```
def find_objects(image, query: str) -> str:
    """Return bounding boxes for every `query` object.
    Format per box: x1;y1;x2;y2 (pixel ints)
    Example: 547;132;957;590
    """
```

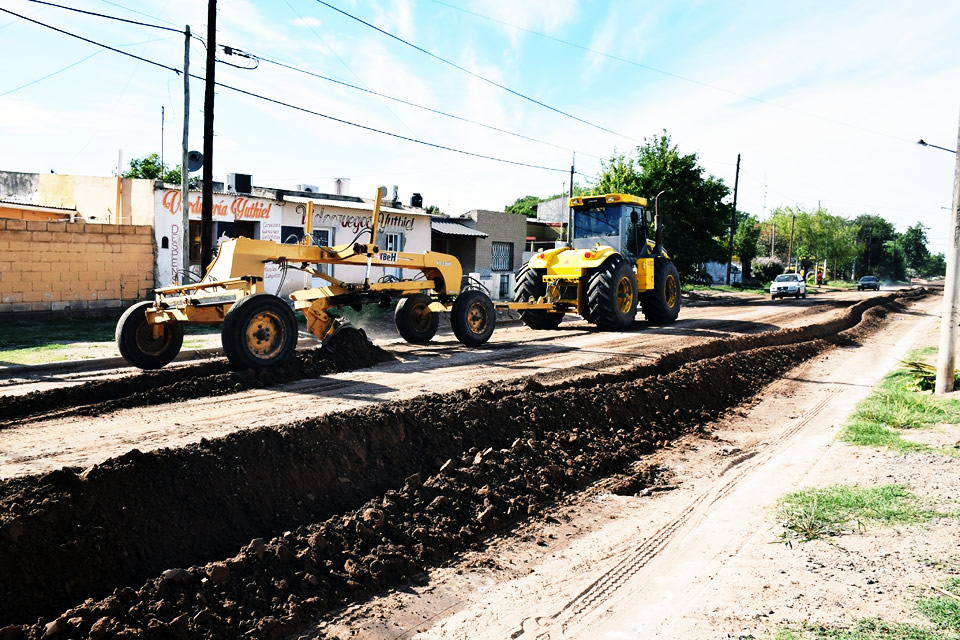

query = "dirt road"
3;292;854;479
0;288;937;639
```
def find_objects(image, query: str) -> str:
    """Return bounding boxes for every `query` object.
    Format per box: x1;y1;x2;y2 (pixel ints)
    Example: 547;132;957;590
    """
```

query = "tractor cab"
568;194;656;259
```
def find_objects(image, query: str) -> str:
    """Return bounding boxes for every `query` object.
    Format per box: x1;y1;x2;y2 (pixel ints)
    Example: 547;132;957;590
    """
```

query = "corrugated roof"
431;219;488;238
0;200;77;213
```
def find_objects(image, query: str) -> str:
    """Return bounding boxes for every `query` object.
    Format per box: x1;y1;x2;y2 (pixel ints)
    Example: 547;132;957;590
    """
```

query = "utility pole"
725;153;740;285
770;222;775;257
937;107;960;393
200;0;216;274
181;25;191;280
566;152;575;245
787;211;796;271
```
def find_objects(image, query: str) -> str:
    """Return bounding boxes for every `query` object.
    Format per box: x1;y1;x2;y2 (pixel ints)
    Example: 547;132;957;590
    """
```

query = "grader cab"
509;193;680;330
116;188;496;370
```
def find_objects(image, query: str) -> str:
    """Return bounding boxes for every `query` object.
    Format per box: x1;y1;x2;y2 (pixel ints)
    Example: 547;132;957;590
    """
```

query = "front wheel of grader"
394;293;439;344
116;301;184;369
451;290;496;347
221;293;298;369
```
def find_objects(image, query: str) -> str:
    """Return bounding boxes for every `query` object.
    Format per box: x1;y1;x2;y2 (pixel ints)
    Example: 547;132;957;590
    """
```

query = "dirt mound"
0;327;394;425
0;292;927;637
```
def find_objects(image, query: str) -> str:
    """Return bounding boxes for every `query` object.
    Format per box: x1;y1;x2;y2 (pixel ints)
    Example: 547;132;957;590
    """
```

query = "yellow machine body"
144;188;464;342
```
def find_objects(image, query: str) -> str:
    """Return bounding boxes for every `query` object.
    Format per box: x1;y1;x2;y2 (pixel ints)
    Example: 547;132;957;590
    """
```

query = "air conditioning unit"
332;178;350;196
297;184;319;193
227;173;252;193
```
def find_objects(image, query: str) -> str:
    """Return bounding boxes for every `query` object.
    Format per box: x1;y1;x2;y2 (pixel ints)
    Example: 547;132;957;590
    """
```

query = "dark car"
858;276;880;291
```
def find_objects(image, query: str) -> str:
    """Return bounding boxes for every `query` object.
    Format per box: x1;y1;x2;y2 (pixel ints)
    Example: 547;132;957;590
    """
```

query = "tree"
121;153;181;183
733;212;761;280
924;252;946;277
900;222;931;275
424;205;443;217
505;195;541;217
593;132;731;279
853;214;897;278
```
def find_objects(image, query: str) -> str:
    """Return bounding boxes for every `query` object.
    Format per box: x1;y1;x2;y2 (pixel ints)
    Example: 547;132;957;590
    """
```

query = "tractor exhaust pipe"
654;190;665;256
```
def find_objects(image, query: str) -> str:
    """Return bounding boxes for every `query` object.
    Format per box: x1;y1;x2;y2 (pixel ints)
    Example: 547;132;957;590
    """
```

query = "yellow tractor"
509;193;680;330
116;188;496;370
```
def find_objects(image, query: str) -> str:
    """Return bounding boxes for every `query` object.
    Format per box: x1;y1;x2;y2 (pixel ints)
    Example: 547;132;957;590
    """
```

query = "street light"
918;139;957;154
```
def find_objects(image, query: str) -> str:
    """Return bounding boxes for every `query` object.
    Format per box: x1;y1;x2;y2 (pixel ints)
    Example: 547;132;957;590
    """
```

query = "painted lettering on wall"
314;212;416;233
161;190;273;220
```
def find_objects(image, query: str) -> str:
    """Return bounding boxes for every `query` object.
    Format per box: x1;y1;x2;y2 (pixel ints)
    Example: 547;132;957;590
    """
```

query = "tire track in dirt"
512;388;842;639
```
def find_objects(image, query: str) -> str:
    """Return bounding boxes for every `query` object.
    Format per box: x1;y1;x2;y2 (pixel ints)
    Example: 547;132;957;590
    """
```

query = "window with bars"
491;241;513;272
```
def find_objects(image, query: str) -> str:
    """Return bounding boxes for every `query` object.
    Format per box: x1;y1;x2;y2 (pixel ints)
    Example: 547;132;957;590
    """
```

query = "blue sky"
1;0;958;254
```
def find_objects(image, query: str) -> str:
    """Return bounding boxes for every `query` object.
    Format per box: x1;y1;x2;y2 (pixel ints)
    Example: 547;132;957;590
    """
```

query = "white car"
770;273;806;300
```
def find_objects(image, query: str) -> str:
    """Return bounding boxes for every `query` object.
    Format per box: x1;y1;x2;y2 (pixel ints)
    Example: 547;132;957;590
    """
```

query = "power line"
429;0;913;146
97;0;182;28
1;51;101;97
18;0;606;161
26;0;183;33
256;55;604;161
0;8;586;176
209;78;573;173
313;0;640;144
0;7;182;74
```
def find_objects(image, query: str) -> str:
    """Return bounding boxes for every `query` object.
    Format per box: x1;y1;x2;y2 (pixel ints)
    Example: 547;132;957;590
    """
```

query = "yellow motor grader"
506;193;680;330
116;188;496;370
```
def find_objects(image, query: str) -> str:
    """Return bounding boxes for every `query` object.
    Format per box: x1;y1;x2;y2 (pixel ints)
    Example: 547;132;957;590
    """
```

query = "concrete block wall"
0;219;154;313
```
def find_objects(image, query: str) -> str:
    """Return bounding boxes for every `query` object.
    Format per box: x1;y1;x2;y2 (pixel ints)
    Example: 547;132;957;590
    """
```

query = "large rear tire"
586;256;638;331
116;301;183;369
640;258;681;323
394;293;439;344
514;263;563;330
221;293;298;369
451;290;496;347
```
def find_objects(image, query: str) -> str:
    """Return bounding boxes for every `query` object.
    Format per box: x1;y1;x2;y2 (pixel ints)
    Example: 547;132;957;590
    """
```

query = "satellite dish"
186;150;203;172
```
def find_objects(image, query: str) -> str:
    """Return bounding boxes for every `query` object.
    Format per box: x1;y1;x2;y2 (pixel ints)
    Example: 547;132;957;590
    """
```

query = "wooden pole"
726;153;740;285
200;0;216;274
181;25;191;281
935;106;960;393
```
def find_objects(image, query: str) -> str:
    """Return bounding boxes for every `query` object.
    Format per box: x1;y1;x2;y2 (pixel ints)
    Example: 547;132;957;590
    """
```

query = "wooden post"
200;0;216;274
726;153;740;285
181;25;191;280
935;106;960;393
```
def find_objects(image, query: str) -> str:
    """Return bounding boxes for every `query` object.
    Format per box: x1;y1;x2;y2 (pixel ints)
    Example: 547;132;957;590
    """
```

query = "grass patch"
838;350;960;455
772;618;959;639
772;580;960;638
683;283;770;295
775;484;943;543
917;578;960;633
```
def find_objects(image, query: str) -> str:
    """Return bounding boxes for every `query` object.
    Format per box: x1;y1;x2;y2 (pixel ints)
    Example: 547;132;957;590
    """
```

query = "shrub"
752;256;785;282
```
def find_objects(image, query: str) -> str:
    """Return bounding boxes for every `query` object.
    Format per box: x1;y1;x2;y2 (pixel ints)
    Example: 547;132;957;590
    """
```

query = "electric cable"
27;0;604;160
2;7;592;176
428;0;913;145
1;51;101;97
26;0;183;33
313;0;641;143
0;7;183;74
257;55;604;161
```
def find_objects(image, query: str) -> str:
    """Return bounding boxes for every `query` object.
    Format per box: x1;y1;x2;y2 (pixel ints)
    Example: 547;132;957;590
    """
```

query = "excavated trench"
0;290;926;639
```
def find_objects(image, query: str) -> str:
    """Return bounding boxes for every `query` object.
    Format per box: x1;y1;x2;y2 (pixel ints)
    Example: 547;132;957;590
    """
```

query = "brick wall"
0;219;155;313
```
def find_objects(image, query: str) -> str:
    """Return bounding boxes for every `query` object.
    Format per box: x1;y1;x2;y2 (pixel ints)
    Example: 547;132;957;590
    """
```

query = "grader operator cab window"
572;203;649;257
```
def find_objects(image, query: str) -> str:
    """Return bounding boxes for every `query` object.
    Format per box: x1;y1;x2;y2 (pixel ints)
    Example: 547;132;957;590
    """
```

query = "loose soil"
0;289;929;639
